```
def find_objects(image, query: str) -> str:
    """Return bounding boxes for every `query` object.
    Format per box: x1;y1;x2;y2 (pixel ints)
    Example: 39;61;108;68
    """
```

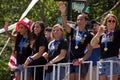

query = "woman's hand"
97;25;106;35
22;63;27;69
4;21;9;31
45;62;52;70
59;1;66;14
45;63;50;70
22;57;31;69
73;58;84;66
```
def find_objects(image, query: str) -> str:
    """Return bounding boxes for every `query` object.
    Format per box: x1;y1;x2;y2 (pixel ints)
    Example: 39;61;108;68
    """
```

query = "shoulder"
48;40;55;48
59;38;67;43
114;29;120;34
38;35;47;40
86;30;93;38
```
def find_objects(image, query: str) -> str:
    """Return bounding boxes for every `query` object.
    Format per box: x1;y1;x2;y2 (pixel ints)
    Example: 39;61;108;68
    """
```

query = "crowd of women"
4;1;120;80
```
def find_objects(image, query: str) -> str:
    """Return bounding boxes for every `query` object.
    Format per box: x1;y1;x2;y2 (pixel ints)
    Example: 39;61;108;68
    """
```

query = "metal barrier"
19;60;120;80
96;60;120;80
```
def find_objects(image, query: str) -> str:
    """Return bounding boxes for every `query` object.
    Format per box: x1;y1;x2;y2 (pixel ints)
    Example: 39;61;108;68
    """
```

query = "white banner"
0;0;38;34
0;0;38;56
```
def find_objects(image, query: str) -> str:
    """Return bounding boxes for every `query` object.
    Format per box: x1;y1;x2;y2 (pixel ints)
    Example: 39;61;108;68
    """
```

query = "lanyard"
104;34;108;51
75;29;86;49
19;38;28;52
49;40;60;55
103;31;114;51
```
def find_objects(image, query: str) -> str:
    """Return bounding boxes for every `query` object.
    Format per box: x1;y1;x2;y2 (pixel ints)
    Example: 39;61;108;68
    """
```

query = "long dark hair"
15;30;31;52
30;21;45;48
32;21;45;36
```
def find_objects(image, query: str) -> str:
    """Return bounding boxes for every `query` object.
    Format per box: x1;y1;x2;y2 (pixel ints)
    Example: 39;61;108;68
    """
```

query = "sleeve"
60;39;68;50
38;36;48;47
99;35;103;44
48;41;53;49
86;32;93;44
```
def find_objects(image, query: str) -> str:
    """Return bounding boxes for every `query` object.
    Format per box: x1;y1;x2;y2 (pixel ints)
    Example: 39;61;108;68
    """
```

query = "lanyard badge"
75;29;86;49
19;38;28;54
103;31;114;51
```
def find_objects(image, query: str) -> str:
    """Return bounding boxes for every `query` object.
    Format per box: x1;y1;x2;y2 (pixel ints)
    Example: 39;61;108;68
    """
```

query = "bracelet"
27;56;33;63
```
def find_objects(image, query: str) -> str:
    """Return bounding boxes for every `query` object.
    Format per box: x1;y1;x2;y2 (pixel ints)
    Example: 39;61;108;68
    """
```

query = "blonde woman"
43;24;68;80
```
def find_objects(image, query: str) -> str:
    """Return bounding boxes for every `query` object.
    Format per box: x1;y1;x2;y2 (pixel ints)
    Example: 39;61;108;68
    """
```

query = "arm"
45;49;67;70
73;44;93;66
49;49;67;64
90;25;105;47
31;46;45;60
23;46;46;68
80;44;93;62
90;33;101;47
42;52;49;60
59;1;71;33
4;22;16;40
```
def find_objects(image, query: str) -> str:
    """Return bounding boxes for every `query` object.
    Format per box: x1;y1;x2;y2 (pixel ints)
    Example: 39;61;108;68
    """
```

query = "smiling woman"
23;21;48;80
42;24;68;80
90;13;120;80
4;18;33;80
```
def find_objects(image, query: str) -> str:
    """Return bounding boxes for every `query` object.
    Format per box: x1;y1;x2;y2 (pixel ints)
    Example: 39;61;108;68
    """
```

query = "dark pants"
30;56;47;80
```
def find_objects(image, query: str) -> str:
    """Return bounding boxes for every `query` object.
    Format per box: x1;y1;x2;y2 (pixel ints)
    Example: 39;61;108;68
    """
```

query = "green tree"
0;0;120;79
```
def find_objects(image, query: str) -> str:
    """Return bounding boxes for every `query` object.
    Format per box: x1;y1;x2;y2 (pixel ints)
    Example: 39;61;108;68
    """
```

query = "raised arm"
4;22;16;41
59;1;71;33
90;25;105;47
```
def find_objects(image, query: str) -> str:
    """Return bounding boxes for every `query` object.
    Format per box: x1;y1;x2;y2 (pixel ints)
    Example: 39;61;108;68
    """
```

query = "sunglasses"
107;20;116;23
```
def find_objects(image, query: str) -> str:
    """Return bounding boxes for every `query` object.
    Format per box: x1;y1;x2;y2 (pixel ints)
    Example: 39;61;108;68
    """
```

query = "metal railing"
96;60;120;80
19;60;120;80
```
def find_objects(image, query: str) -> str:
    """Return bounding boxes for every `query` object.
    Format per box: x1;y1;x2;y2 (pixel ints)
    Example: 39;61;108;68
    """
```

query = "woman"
23;21;48;80
43;24;68;80
4;18;33;80
59;2;93;80
91;13;120;80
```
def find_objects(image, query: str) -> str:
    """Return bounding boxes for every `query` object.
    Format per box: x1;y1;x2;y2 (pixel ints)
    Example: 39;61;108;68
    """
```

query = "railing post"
33;67;36;80
89;61;93;80
78;64;81;80
24;68;27;80
57;64;60;80
96;61;99;80
43;66;45;80
110;61;113;80
53;64;56;80
20;71;23;80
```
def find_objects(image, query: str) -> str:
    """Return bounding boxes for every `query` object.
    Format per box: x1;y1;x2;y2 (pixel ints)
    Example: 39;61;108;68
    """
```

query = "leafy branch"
96;0;120;20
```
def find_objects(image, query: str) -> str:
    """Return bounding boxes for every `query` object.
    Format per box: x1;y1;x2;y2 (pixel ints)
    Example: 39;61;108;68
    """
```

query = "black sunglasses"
107;20;116;23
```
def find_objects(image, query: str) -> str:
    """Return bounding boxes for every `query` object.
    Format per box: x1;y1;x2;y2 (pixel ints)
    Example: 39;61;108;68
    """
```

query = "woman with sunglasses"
91;13;120;80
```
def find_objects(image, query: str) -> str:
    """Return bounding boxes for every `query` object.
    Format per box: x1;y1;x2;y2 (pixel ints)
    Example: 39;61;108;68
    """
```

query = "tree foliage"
0;0;120;79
